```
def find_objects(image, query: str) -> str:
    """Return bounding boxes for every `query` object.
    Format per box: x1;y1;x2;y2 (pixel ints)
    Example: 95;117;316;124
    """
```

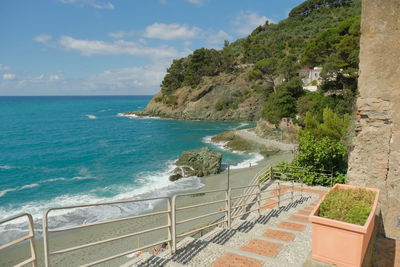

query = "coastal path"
124;183;327;267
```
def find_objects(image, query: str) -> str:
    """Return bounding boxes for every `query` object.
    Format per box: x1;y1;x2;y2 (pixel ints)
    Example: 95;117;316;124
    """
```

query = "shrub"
319;188;375;225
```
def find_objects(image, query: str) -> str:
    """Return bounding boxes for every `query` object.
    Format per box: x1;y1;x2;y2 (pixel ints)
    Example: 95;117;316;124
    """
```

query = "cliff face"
347;0;400;239
134;68;266;121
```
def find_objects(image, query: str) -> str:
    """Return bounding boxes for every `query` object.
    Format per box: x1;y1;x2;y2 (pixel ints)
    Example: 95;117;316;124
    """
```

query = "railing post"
257;184;262;216
291;180;294;202
277;182;281;207
227;189;231;229
167;198;173;254
300;179;303;198
43;210;50;267
270;166;273;180
171;196;177;254
27;214;38;267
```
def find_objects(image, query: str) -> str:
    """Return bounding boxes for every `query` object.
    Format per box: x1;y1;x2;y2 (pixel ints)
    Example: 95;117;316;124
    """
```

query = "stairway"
124;184;327;267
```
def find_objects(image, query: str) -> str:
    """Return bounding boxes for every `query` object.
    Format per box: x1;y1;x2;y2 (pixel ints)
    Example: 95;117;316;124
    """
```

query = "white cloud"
59;36;181;60
234;11;271;36
0;64;166;95
107;31;135;39
206;30;232;45
83;64;166;92
185;0;203;6
49;74;62;81
0;64;9;71
34;34;53;43
160;0;203;5
3;73;16;80
143;23;201;40
58;0;114;9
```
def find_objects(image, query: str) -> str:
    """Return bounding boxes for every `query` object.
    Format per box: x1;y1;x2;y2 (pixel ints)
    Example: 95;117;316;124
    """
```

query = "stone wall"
347;0;400;239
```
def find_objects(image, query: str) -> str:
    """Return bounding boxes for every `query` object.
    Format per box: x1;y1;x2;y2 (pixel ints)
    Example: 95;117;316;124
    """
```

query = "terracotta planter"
309;184;380;267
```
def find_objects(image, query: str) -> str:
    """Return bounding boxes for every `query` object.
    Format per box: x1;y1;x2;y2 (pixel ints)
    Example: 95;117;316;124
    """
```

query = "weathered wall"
347;0;400;239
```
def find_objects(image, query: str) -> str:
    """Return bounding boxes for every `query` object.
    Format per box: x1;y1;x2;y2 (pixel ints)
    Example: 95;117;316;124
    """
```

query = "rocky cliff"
347;0;400;239
129;67;265;121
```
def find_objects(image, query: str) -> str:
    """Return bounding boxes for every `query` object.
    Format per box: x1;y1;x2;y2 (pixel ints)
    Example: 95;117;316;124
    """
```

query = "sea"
0;95;261;243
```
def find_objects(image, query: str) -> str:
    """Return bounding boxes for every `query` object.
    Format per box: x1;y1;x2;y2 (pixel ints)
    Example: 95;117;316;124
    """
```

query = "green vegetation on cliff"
159;0;360;119
150;0;362;185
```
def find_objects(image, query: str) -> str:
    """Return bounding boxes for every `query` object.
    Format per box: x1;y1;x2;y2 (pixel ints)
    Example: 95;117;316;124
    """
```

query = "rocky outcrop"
169;147;222;181
347;0;400;239
127;69;266;121
255;119;299;145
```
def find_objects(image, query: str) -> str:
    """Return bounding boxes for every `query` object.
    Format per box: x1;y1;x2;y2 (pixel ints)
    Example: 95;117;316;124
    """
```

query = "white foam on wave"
0;183;40;198
202;135;229;151
0;176;98;198
20;183;39;190
86;114;97;119
117;113;164;120
0;188;17;197
41;176;97;183
231;122;250;130
230;153;264;169
0;165;13;169
202;135;264;170
0;161;204;245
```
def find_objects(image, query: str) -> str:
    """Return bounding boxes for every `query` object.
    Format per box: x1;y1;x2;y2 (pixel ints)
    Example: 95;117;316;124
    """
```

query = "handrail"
0;213;37;267
171;190;228;252
0;163;326;266
43;197;171;267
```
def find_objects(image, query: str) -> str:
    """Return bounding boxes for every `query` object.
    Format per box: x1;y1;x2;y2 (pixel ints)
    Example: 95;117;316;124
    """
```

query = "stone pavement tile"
277;221;306;232
263;229;295;242
375;237;400;267
210;252;263;267
271;185;289;196
304;206;314;211
298;209;312;215
240;239;283;258
261;199;278;210
288;215;309;223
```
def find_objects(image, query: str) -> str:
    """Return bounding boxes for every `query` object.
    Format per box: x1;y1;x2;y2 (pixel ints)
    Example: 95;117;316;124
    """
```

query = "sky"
0;0;305;96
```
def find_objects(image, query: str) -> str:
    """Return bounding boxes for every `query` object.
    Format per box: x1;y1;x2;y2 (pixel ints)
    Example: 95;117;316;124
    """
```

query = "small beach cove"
0;150;294;266
0;96;296;266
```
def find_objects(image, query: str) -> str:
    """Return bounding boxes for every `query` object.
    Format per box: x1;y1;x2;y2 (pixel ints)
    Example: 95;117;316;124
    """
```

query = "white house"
297;66;323;92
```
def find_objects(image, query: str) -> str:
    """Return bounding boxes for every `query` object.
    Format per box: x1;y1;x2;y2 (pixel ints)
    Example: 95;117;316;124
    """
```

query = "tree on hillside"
248;58;279;93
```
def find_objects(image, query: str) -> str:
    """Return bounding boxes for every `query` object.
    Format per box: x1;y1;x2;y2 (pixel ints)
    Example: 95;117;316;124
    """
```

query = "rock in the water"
169;147;222;181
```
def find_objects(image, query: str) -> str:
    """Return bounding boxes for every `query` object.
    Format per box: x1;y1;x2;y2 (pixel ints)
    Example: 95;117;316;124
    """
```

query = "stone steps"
124;185;327;267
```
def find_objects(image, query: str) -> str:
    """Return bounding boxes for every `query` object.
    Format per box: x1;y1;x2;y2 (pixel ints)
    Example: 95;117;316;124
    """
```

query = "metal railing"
1;164;322;266
43;197;172;267
171;189;228;252
0;213;37;267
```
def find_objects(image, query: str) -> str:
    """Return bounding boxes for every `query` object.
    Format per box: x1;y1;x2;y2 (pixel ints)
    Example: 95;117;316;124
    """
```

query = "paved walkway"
126;183;327;267
234;129;296;151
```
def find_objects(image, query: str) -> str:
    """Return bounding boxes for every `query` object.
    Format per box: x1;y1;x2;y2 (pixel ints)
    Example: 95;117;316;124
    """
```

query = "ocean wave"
0;188;17;197
20;183;39;190
231;122;250;130
202;135;229;151
0;183;40;198
0;165;13;169
230;153;264;169
202;135;264;170
0;177;99;198
86;114;97;119
41;176;98;183
0;161;204;245
117;113;164;120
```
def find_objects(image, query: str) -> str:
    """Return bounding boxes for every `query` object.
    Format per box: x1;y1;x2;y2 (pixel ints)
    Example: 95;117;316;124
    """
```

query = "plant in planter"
309;184;379;267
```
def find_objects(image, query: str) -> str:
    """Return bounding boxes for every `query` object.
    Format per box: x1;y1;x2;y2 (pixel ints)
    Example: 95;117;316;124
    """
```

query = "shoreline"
0;150;294;266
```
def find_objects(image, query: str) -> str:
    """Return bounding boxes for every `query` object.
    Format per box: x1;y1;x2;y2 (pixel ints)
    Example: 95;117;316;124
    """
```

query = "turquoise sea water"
0;96;259;240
